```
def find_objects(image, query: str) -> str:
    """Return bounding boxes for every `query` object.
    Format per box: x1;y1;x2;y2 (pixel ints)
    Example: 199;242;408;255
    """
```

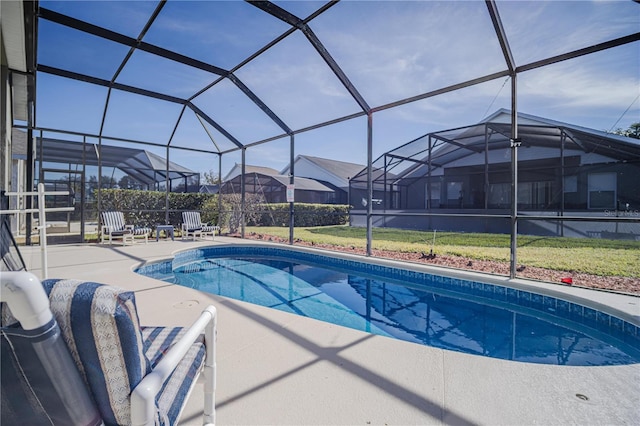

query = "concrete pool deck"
16;237;640;425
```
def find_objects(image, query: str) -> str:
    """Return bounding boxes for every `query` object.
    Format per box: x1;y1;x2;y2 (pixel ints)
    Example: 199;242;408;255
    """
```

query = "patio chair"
101;211;151;245
182;212;219;241
1;271;217;426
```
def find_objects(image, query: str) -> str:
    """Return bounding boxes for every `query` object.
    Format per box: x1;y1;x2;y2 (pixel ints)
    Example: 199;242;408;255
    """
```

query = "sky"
32;0;640;180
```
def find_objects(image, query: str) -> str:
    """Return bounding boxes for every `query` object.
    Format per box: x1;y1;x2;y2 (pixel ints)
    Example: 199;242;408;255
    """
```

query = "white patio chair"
1;271;217;426
181;212;219;241
101;211;151;245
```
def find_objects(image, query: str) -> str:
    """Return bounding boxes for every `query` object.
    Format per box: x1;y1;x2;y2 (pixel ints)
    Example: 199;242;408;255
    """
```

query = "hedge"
253;203;349;227
100;190;348;230
100;189;217;227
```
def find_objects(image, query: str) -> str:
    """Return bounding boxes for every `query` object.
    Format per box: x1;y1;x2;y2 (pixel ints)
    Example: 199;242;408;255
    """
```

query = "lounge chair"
101;211;151;245
1;271;217;426
181;211;219;241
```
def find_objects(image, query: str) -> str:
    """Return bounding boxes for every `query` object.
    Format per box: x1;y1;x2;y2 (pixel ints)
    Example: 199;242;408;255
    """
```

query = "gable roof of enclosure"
220;172;333;194
7;0;638;164
351;109;640;187
34;136;199;186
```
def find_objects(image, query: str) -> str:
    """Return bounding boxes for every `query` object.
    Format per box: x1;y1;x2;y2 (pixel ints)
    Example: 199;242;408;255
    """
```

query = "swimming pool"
136;245;640;366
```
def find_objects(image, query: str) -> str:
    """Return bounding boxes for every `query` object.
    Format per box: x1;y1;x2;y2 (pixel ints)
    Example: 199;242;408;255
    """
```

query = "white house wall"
433;146;603;171
283;157;348;189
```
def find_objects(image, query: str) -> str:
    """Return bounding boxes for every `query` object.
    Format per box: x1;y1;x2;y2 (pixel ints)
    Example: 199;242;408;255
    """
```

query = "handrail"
0;183;74;279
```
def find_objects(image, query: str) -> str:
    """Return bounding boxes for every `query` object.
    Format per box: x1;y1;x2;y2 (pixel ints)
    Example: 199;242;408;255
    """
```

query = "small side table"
156;225;175;242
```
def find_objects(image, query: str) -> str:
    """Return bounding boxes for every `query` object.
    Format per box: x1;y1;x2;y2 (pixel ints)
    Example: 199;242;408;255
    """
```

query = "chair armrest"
125;225;135;230
131;305;217;426
181;223;187;232
101;225;110;234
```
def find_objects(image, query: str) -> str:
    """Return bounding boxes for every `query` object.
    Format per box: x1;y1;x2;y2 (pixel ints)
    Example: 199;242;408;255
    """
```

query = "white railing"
1;183;74;279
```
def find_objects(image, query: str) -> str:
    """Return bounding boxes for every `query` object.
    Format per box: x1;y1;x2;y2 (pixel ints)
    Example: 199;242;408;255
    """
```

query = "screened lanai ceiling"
13;0;640;175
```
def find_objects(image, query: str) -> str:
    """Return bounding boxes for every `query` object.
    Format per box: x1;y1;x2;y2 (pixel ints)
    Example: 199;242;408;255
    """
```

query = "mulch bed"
231;233;640;296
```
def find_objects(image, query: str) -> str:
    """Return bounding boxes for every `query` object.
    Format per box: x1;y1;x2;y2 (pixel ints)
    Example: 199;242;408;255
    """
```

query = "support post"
165;145;170;225
366;112;373;256
509;75;520;279
37;183;48;279
80;136;86;242
289;134;295;245
560;131;566;237
25;94;34;245
241;148;246;239
218;154;222;227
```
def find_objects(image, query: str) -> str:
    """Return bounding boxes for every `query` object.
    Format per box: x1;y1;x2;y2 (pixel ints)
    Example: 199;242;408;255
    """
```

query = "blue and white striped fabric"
141;327;206;425
42;279;206;426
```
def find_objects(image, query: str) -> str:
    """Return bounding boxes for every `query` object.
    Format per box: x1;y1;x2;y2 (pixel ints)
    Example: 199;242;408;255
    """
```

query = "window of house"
588;172;616;209
447;181;464;208
518;181;553;209
488;183;510;208
446;180;461;199
564;175;577;193
425;181;441;208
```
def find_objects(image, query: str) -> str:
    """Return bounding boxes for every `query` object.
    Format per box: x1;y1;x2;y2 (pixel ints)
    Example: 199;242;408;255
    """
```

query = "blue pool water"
136;246;640;366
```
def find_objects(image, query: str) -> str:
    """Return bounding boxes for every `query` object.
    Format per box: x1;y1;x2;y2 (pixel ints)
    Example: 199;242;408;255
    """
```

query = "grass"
245;225;640;278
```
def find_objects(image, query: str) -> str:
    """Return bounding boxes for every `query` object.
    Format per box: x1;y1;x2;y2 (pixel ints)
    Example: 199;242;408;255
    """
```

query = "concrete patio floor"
16;237;640;425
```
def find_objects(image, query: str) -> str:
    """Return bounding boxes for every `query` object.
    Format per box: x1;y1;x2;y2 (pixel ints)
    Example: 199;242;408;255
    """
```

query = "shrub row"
99;190;349;230
251;203;350;227
100;189;217;227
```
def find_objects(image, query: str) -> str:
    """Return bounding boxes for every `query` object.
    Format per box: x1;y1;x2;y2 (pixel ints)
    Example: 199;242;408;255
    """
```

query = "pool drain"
575;393;589;401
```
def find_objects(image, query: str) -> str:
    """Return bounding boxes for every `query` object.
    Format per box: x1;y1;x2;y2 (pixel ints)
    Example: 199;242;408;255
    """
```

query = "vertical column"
80;136;86;242
241;148;246;239
25;84;34;245
560;131;566;237
289;134;295;245
366;112;373;256
165;146;170;225
509;75;520;279
484;124;490;210
218;154;222;227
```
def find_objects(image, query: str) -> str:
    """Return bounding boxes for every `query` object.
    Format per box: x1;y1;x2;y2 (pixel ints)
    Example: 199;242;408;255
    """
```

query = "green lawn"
245;225;640;278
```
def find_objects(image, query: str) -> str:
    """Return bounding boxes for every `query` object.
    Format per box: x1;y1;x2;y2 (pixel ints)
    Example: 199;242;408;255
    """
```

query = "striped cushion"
42;279;149;426
132;227;152;236
141;327;206;425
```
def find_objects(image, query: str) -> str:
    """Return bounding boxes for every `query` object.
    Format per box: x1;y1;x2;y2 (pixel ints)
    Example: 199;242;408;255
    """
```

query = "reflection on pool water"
136;246;640;366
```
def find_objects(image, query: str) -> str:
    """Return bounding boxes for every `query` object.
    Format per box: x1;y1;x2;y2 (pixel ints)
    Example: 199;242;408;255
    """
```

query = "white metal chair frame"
101;211;149;245
181;212;219;241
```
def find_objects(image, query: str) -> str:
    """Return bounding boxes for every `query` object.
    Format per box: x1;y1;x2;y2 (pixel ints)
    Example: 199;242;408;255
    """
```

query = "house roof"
222;172;333;192
365;109;640;184
223;164;281;182
289;155;366;181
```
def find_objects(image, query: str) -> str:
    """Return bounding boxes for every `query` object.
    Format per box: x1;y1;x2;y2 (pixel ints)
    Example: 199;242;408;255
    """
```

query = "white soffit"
1;0;27;72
